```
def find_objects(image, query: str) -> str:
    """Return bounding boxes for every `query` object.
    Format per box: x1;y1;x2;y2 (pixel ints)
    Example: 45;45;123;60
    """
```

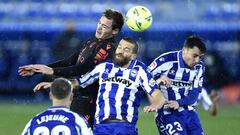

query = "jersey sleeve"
148;55;168;80
76;63;104;88
139;66;159;95
73;113;93;135
21;119;32;135
201;88;213;111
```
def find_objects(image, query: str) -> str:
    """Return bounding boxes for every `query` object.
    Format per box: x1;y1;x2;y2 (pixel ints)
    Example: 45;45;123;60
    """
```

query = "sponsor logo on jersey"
148;61;157;71
102;76;132;87
172;80;192;87
130;69;137;77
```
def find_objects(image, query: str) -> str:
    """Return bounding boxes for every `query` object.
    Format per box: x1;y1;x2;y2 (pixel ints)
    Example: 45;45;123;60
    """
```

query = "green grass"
0;101;239;135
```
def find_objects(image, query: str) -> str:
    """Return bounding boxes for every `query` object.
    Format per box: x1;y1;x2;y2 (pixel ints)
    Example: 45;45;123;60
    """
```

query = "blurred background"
0;0;240;134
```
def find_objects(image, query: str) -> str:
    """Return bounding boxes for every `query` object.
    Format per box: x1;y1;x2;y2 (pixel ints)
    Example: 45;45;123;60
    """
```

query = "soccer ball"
126;6;153;32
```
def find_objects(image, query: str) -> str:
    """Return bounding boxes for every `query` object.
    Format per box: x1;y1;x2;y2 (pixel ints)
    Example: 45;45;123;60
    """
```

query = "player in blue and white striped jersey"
77;37;165;134
34;38;165;135
22;78;92;135
148;35;206;135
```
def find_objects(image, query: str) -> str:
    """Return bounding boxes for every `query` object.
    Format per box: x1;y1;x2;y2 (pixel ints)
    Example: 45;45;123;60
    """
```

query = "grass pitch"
0;101;239;135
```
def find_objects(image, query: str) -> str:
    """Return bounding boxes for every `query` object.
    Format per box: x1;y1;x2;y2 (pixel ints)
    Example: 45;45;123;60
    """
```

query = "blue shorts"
156;110;204;135
94;122;138;135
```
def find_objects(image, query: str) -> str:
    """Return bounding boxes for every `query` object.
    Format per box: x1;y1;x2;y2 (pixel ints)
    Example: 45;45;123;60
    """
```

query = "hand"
210;90;219;103
166;100;179;110
33;82;52;92
156;76;172;86
18;65;35;76
30;64;54;75
143;105;158;112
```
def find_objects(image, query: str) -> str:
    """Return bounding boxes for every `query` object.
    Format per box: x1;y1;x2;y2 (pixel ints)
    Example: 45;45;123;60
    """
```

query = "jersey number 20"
34;125;70;135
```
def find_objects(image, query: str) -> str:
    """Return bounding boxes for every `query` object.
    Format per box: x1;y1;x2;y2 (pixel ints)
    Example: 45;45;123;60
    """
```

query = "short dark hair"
184;35;206;53
123;37;139;54
103;9;124;31
50;78;72;100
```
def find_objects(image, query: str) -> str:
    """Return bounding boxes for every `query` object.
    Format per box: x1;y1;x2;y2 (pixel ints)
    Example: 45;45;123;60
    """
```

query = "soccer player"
21;78;93;135
148;35;206;135
34;37;166;135
18;9;124;128
196;88;219;116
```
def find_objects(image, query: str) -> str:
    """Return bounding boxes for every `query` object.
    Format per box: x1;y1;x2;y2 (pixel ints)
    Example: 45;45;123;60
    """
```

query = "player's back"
21;106;92;135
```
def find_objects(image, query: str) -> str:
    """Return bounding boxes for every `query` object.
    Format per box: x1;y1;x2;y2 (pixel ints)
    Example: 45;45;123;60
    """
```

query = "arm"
208;90;219;116
51;41;116;77
47;51;80;68
18;51;79;77
144;89;165;112
75;63;103;88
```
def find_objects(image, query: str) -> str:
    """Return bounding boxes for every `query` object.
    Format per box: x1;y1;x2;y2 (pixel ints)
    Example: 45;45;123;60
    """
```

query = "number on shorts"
166;121;183;134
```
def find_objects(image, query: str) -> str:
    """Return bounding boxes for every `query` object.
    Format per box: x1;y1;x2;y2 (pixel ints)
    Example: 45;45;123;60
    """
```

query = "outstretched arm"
167;89;199;110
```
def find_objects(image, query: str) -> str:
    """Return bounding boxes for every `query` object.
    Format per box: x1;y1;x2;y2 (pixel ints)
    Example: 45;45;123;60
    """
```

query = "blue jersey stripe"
79;59;158;125
149;50;205;115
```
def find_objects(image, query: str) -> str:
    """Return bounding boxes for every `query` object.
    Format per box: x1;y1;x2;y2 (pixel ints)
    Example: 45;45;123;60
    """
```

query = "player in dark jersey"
21;78;92;135
18;9;124;128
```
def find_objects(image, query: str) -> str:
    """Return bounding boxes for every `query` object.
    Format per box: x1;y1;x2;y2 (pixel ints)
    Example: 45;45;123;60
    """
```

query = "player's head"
113;37;138;67
182;35;206;68
95;9;124;39
50;78;73;103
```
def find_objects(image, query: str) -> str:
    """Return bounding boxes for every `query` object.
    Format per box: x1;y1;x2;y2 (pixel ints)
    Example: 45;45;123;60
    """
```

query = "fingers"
156;76;172;86
33;82;51;92
166;101;179;110
143;106;157;112
18;65;36;76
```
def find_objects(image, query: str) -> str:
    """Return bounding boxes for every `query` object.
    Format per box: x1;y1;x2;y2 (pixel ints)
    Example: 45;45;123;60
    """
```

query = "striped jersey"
148;50;204;115
77;59;159;125
21;106;92;135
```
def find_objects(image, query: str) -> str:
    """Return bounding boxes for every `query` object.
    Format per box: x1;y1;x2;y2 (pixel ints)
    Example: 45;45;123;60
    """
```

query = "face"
113;40;136;67
95;16;118;39
182;46;204;68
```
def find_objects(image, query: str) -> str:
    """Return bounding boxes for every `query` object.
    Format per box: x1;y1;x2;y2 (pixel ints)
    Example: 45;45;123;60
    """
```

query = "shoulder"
102;38;117;50
135;60;149;71
158;51;179;61
149;51;178;70
195;60;205;70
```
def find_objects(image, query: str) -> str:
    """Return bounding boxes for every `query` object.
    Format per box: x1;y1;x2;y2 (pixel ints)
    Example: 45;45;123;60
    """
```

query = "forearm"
177;88;199;106
48;51;79;68
209;102;217;116
52;65;83;77
69;79;80;89
149;89;166;109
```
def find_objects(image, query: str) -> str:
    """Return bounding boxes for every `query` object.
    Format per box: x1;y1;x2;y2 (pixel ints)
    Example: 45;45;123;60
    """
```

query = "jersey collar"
178;51;191;69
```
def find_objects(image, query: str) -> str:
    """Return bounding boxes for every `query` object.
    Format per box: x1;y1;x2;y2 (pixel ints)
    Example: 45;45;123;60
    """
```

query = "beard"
113;53;131;67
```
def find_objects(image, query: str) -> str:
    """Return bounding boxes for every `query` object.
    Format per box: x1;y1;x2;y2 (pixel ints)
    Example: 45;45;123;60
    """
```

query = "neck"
52;100;70;108
121;60;132;68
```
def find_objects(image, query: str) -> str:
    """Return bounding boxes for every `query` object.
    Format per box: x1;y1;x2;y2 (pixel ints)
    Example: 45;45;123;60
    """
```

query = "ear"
49;92;52;100
182;47;187;54
112;28;119;35
131;54;137;60
70;93;73;101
